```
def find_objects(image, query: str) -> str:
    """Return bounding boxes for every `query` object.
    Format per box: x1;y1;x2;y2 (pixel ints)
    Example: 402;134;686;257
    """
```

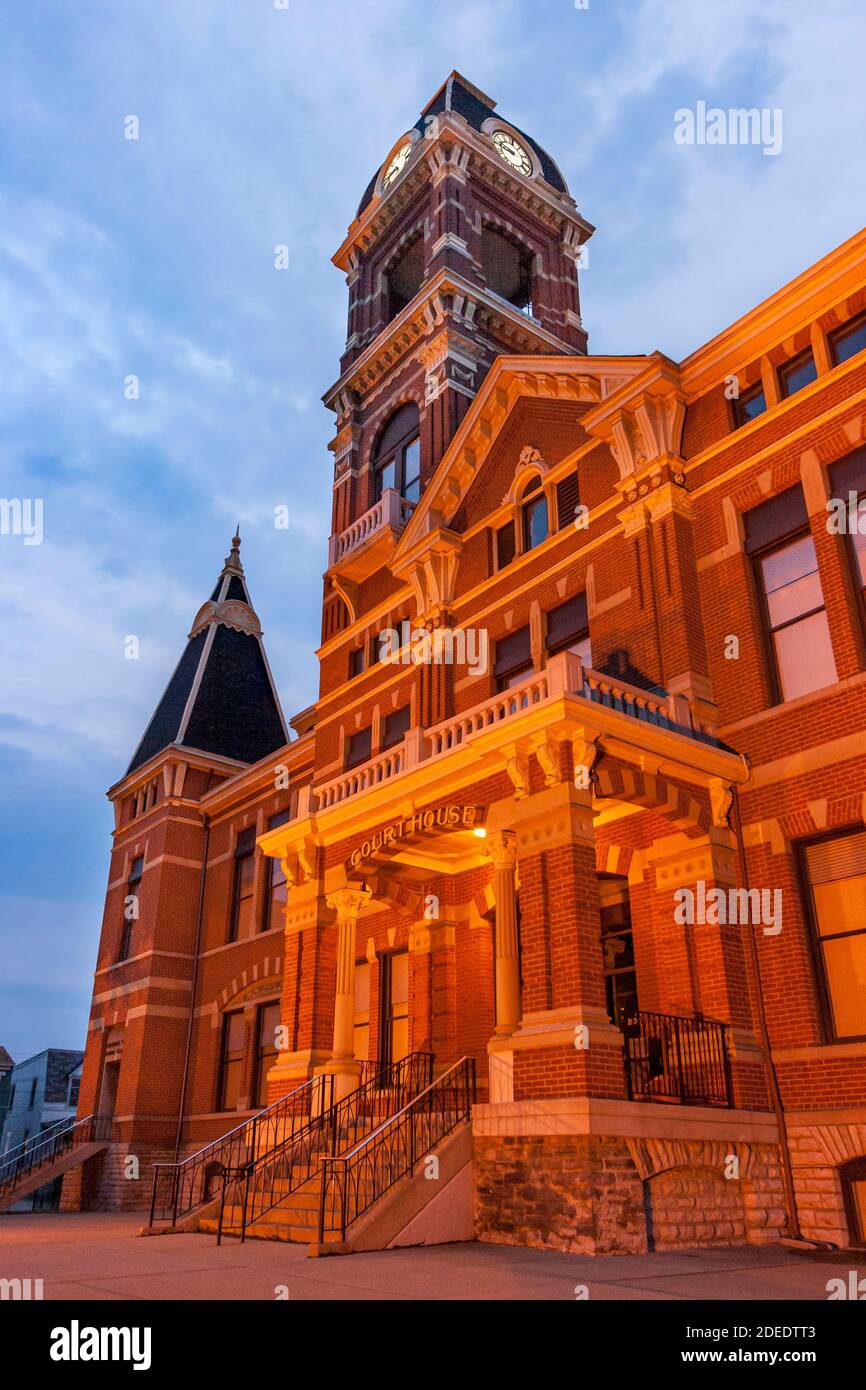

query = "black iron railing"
218;1051;434;1244
0;1114;114;1198
623;1010;733;1107
149;1072;328;1228
317;1055;476;1244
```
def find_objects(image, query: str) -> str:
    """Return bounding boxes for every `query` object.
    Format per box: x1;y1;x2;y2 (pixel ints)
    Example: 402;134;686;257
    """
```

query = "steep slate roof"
356;70;569;216
126;533;289;775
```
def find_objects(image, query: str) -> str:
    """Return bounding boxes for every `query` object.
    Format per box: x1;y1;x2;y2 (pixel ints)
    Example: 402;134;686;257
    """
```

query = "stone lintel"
472;1097;779;1144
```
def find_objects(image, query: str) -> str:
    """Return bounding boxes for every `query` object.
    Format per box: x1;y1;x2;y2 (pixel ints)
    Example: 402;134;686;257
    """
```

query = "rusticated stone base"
60;1142;178;1213
474;1135;646;1255
473;1132;786;1255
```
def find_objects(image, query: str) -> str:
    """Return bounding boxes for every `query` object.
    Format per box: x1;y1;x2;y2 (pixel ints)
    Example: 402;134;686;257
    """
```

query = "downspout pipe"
173;812;210;1162
731;786;802;1241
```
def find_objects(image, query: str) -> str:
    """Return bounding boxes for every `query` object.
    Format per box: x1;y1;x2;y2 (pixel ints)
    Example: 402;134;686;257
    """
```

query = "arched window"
481;225;533;316
372;403;421;504
521;475;548;551
841;1156;866;1246
387;237;424;322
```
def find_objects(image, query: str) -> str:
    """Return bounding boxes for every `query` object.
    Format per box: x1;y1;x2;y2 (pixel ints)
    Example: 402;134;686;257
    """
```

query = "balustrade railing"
328;488;415;567
622;1010;733;1107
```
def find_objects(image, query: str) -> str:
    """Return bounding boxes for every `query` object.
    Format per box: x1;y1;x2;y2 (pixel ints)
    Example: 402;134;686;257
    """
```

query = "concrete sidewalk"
0;1212;855;1300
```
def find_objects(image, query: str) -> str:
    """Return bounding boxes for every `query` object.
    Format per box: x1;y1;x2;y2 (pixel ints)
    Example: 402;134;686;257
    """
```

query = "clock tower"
323;72;594;582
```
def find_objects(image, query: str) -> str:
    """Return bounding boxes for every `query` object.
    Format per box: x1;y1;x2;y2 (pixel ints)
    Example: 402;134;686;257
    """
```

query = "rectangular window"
382;705;411;750
555;470;581;531
493;625;533;692
354;960;371;1062
254;1001;281;1109
28;1077;37;1109
219;1010;246;1111
745;486;837;703
778;350;817;399
732;381;767;428
229;828;256;943
522;492;549;551
118;854;144;962
546;593;591;667
381;951;409;1067
802;831;866;1041
263;809;290;932
402;437;421;504
346;726;372;769
348;646;366;679
496;521;516;570
830;313;866;367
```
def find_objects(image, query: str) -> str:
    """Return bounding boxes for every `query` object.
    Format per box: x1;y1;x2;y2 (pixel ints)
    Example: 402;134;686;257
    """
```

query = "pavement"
0;1212;856;1300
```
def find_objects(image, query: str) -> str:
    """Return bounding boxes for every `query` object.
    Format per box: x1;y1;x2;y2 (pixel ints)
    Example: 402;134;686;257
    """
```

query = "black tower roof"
126;533;289;776
356;71;569;217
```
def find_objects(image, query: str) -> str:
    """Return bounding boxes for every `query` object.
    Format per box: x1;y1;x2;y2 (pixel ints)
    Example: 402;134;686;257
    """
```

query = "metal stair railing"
317;1056;476;1244
218;1050;434;1244
0;1114;114;1199
149;1072;329;1228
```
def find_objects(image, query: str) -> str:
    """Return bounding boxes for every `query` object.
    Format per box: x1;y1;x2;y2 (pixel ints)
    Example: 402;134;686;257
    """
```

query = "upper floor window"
830;313;866;367
348;645;366;680
521;476;548;551
745;486;837;704
229;828;256;943
800;830;866;1042
372;402;421;504
118;854;143;961
494;626;533;692
382;705;411;751
732;381;767;428
263;809;290;933
546;593;591;667
28;1077;38;1109
387;236;424;322
778;349;817;399
346;726;372;769
481;226;533;316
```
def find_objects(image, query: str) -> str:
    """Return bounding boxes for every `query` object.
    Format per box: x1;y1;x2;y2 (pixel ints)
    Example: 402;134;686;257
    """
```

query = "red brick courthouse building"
57;76;866;1252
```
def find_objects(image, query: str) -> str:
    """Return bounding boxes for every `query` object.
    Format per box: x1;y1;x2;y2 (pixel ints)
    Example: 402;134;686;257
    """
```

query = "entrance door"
381;951;409;1066
599;875;638;1027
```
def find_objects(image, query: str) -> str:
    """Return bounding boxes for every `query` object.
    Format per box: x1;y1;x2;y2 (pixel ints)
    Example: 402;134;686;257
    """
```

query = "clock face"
492;130;532;176
382;143;412;190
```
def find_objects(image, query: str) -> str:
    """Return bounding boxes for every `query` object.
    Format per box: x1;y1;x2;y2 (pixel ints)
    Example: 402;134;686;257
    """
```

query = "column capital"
484;829;518;869
325;884;372;922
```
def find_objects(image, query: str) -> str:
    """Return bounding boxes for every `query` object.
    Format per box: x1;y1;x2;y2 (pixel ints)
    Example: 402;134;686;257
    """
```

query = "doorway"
380;950;409;1066
598;875;638;1027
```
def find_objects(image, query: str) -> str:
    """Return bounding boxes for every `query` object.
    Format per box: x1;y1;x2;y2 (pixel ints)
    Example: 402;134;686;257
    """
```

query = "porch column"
485;831;521;1035
326;885;371;1067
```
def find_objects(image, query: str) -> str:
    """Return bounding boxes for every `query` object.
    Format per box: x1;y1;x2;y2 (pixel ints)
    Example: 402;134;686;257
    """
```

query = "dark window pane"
523;495;548;550
402;437;420;490
493;626;531;680
496;522;516;568
348;646;365;679
555;470;581;530
733;383;766;427
830;316;866;366
346;727;372;768
546;594;589;653
744;485;809;554
382;705;411;750
779;351;817;398
220;1011;246;1110
375;458;396;499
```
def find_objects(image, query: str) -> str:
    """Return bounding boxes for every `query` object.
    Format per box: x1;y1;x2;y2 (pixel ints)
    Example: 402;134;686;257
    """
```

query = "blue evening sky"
1;0;864;1060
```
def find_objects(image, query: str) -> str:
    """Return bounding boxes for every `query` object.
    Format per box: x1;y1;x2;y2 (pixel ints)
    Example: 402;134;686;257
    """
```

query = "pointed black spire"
126;534;288;775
